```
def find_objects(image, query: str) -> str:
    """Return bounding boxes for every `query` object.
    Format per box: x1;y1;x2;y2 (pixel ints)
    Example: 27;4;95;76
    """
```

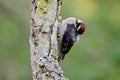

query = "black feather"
60;24;78;60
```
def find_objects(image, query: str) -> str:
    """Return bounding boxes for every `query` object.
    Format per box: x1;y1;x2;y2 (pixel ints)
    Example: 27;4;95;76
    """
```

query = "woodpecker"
57;17;86;62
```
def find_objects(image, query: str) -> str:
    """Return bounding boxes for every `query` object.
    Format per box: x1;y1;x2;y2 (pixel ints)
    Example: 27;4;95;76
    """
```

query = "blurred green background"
0;0;120;80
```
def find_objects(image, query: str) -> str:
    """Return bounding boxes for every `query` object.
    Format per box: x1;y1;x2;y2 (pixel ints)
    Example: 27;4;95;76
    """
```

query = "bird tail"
58;53;65;62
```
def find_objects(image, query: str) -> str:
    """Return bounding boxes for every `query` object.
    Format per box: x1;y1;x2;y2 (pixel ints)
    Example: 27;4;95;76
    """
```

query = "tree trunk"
29;0;68;80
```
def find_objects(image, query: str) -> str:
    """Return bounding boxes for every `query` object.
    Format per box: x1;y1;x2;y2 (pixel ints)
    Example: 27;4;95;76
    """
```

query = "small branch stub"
29;0;68;80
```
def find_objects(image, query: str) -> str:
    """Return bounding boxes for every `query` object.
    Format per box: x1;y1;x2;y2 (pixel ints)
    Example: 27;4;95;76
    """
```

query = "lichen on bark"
29;0;68;80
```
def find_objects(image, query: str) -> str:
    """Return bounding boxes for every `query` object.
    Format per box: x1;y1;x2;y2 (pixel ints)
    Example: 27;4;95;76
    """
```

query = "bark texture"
29;0;68;80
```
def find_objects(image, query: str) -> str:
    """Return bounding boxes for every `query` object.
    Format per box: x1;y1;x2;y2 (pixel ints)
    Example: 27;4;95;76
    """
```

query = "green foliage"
0;0;120;80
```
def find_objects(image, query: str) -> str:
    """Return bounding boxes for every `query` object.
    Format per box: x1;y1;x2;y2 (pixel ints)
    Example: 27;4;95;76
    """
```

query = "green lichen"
36;0;48;15
50;47;58;59
46;0;53;4
36;0;47;15
36;0;54;16
41;0;47;7
43;11;48;16
45;72;52;77
43;40;49;47
36;8;43;15
57;32;60;38
42;26;49;32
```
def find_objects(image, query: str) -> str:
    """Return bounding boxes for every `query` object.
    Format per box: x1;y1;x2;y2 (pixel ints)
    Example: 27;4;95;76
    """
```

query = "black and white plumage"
57;17;86;62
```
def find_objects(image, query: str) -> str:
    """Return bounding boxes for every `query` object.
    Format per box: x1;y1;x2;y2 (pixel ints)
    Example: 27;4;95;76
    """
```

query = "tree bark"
29;0;68;80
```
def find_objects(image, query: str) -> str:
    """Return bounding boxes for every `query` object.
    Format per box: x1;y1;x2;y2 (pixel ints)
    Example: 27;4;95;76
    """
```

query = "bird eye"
77;23;86;35
76;23;81;28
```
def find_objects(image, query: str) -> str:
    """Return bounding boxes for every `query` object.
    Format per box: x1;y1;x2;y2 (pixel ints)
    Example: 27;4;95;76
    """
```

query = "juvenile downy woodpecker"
57;17;86;62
